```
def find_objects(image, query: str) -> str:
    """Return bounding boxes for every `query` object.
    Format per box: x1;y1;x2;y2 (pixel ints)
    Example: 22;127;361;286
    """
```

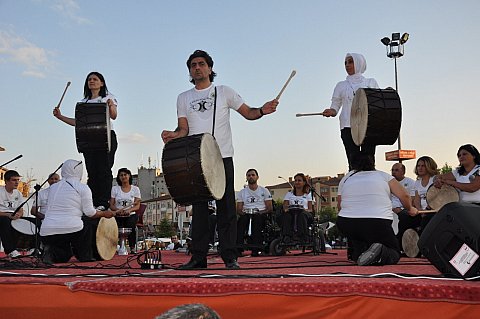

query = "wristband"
259;107;265;116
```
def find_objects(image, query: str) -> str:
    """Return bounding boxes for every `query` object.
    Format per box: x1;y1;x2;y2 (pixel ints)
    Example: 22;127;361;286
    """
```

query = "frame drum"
96;217;118;261
402;228;420;258
426;184;459;211
75;102;111;153
351;88;402;146
162;133;226;205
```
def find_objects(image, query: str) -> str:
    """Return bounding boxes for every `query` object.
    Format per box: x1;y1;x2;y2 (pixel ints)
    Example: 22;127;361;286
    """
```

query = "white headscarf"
345;53;367;85
61;159;83;181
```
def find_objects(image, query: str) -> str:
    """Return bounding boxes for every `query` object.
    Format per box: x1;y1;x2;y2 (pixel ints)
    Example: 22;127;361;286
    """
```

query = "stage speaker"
418;202;480;278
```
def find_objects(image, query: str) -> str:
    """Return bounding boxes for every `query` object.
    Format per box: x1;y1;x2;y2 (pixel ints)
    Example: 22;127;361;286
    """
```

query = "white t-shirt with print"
177;84;244;158
452;165;480;203
237;185;272;211
111;185;141;210
283;191;312;210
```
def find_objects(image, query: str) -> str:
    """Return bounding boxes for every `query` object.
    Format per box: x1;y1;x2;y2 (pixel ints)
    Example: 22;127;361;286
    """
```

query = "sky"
1;0;479;191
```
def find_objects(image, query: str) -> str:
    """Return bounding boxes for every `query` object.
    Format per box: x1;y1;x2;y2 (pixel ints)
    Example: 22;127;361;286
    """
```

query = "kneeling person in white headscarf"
40;159;115;263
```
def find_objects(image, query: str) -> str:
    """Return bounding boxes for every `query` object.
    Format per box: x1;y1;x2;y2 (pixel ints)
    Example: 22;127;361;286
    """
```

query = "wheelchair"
237;208;282;255
269;207;327;256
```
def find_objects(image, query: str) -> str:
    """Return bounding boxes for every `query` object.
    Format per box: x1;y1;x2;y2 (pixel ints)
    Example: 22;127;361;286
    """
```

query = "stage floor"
0;249;479;319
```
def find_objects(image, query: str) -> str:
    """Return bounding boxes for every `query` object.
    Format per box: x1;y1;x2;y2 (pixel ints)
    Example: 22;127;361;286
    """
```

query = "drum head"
350;88;368;146
426;184;459;211
96;217;118;261
200;134;226;200
402;228;420;258
11;218;36;235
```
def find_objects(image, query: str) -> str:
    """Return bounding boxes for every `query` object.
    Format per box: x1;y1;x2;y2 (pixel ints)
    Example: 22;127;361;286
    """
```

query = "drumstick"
56;81;71;109
417;210;438;214
296;112;326;117
276;70;296;100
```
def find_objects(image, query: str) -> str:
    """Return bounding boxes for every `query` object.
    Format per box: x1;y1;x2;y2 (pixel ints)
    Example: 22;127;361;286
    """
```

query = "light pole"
381;32;416;163
278;176;293;189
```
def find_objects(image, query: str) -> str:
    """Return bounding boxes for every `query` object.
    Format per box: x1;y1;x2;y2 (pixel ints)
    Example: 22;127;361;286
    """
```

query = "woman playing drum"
110;168;141;253
412;156;439;231
322;53;379;170
434;144;480;204
53;72;118;210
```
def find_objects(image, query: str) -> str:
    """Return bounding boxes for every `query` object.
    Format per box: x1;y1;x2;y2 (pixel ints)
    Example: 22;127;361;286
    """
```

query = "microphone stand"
11;163;63;259
0;154;23;168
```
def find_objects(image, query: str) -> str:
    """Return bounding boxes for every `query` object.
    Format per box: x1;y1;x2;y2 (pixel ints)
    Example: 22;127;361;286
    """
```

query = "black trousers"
116;214;138;249
0;216;16;254
83;130;117;208
190;157;237;262
341;128;376;171
337;216;400;265
236;213;265;252
41;227;92;263
281;210;312;238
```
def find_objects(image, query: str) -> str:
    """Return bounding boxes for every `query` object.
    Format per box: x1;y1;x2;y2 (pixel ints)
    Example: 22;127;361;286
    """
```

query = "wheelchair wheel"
269;238;286;256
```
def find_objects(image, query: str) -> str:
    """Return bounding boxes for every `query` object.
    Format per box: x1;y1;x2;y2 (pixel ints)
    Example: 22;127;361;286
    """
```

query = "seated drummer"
236;169;273;257
109;168;141;253
434;144;480;204
40;159;115;264
0;170;24;258
281;173;313;242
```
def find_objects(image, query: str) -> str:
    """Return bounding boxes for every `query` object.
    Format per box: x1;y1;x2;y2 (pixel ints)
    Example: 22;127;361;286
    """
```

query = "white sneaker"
8;250;21;258
26;248;36;256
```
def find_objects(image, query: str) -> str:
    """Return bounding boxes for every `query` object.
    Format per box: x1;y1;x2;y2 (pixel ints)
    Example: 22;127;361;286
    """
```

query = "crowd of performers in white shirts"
1;50;479;268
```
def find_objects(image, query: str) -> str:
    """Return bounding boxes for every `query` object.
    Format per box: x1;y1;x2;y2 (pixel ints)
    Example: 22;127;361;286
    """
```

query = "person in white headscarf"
40;159;115;264
322;53;379;170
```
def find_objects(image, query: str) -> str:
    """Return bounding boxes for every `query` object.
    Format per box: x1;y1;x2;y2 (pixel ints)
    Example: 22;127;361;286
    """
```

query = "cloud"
119;133;149;144
51;0;91;25
0;30;53;78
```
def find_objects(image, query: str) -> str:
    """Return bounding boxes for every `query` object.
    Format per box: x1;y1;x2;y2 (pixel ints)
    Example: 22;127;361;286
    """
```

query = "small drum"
426;184;459;211
162;133;226;205
244;208;260;215
12;218;37;249
118;227;132;255
351;88;402;146
75;102;111;153
402;228;420;258
11;218;37;235
96;217;118;260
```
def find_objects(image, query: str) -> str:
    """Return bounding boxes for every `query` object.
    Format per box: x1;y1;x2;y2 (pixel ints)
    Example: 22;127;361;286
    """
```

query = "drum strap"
212;86;217;137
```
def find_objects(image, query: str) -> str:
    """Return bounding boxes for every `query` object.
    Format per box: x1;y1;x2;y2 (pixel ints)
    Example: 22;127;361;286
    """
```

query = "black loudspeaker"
418;202;480;278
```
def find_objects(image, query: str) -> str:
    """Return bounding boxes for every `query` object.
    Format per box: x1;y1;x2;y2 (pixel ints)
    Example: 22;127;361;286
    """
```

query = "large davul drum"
75;102;111;153
162;133;225;206
350;88;402;147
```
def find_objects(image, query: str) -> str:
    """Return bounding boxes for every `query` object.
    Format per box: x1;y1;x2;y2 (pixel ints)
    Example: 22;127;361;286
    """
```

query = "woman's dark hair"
351;153;375;172
116;168;133;185
293;173;310;196
83;71;108;99
186;50;217;84
456;144;480;175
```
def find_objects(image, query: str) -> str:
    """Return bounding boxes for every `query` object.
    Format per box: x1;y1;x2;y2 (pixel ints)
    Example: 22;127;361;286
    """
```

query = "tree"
156;218;175;238
440;162;453;174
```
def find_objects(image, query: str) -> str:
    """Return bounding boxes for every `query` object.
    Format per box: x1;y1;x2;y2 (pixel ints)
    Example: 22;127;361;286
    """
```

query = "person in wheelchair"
236;169;273;257
282;173;313;243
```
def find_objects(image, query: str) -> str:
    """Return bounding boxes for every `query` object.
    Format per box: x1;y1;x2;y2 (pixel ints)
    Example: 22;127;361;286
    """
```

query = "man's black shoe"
177;258;207;270
224;259;240;269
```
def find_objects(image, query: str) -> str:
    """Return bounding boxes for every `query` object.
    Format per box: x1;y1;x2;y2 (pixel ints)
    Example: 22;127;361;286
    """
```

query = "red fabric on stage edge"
1;284;480;319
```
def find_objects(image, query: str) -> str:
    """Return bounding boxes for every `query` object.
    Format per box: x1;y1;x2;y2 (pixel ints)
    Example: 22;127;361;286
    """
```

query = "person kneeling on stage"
337;154;417;266
236;169;273;257
40;159;115;264
282;173;313;242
